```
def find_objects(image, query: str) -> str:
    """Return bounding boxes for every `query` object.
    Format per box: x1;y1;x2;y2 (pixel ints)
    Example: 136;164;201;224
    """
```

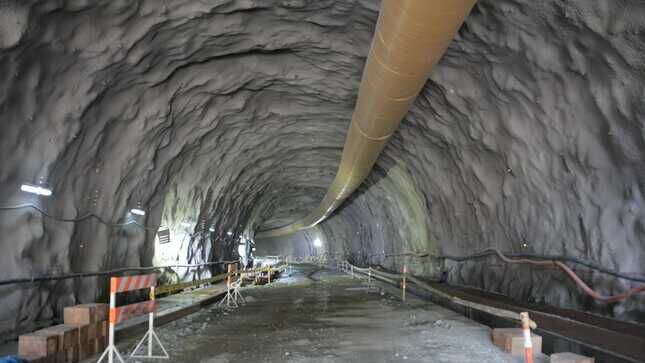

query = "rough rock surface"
0;0;644;337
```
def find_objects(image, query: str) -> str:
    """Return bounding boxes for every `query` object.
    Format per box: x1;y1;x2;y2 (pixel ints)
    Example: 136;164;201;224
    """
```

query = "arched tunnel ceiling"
1;0;645;334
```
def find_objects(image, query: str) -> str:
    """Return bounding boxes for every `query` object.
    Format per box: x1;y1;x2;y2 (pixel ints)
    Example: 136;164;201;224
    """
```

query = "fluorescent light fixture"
252;247;256;252
209;227;215;232
130;208;146;216
227;231;233;236
313;238;322;247
20;184;52;196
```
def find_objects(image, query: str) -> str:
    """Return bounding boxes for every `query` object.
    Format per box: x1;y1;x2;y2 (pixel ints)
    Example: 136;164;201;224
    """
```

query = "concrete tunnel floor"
108;264;538;363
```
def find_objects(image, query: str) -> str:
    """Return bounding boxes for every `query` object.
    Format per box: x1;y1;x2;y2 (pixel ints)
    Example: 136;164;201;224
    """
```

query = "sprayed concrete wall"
1;0;644;337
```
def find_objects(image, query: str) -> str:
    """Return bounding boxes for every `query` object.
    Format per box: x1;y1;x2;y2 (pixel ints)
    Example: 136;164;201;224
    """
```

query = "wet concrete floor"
121;264;531;362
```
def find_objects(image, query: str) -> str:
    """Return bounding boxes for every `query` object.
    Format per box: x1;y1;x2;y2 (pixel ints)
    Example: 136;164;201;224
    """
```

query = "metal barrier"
218;263;245;308
98;273;168;363
155;261;286;297
337;259;538;330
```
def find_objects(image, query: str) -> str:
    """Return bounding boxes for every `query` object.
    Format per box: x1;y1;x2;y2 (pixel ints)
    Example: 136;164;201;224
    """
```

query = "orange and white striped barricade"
96;273;168;363
218;263;245;308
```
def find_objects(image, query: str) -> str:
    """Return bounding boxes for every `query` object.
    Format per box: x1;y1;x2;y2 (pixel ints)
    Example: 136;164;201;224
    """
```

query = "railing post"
226;263;233;289
108;288;116;363
521;312;533;363
402;264;407;302
148;286;154;357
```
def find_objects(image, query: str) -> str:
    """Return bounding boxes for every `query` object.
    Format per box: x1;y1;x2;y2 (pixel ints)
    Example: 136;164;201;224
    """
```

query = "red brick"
95;336;107;353
64;346;79;363
87;338;97;355
84;303;108;322
491;328;542;356
20;355;55;363
98;321;108;337
87;322;97;340
78;343;92;361
98;339;106;354
550;352;595;363
64;305;96;325
37;325;79;349
63;303;107;325
55;350;65;363
76;325;89;345
19;332;59;358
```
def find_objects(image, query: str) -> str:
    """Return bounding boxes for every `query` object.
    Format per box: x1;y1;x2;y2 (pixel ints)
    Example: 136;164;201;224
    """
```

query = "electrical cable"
484;249;645;303
371;252;645;303
0;203;157;231
371;248;645;302
437;248;645;284
373;248;645;283
0;260;241;286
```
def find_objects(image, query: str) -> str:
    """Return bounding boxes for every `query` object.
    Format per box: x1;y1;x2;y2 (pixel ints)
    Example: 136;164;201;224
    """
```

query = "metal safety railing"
331;258;539;363
156;261;288;295
333;259;538;330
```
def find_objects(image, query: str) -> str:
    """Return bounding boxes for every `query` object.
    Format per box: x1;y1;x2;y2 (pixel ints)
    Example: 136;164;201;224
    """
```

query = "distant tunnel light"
130;208;146;216
227;231;233;236
313;238;322;247
20;183;52;196
180;222;191;227
209;227;215;232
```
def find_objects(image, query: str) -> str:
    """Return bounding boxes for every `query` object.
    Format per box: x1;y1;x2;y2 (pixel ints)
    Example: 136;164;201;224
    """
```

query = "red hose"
490;249;645;303
554;261;645;303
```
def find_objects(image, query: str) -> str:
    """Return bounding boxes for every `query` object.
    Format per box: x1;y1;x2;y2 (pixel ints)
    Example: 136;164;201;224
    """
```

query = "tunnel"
1;0;645;362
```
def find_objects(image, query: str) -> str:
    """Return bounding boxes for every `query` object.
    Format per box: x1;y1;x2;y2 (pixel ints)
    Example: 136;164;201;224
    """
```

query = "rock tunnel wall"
0;0;644;337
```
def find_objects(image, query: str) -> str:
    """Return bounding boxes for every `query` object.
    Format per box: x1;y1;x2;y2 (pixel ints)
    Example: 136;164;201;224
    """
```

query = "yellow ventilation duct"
257;0;477;238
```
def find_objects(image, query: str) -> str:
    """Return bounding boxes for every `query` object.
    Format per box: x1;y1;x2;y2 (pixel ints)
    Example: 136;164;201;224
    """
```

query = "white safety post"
97;285;125;363
129;286;169;359
402;264;407;302
521;312;533;363
351;264;354;278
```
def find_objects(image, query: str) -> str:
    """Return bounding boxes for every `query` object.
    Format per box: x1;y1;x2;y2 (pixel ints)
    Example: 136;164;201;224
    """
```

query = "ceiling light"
130;208;146;216
227;231;233;236
20;183;52;196
181;222;191;227
209;227;215;232
313;238;322;247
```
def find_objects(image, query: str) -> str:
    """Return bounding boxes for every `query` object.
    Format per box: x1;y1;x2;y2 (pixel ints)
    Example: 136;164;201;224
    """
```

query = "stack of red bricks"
18;303;109;363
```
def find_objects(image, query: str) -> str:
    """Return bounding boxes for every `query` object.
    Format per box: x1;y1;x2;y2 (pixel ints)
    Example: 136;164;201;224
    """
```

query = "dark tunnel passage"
1;0;645;361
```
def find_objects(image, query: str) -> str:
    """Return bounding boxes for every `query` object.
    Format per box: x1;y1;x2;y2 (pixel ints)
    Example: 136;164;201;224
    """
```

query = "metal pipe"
257;0;477;238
